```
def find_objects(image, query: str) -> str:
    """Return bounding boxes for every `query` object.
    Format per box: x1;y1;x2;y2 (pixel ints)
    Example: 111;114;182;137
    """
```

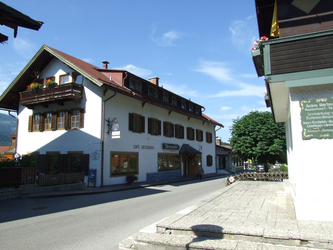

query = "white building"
0;45;223;187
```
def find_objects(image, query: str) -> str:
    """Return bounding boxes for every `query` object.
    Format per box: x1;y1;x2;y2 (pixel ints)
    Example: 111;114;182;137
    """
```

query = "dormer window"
181;100;186;109
60;74;70;84
171;96;177;106
195;106;200;115
189;103;193;112
129;78;142;92
163;92;169;103
148;86;158;99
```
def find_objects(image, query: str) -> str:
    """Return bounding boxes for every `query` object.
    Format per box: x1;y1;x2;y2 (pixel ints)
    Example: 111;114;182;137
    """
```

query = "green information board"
300;97;333;140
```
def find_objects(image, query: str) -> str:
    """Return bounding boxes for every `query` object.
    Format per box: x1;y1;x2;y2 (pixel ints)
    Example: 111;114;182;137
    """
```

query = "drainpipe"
101;90;116;187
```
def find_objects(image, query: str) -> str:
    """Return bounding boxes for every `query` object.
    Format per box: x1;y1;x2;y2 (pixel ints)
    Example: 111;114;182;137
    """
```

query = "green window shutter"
39;113;44;132
158;120;161;135
148;118;152;134
140;115;145;133
129;113;133;131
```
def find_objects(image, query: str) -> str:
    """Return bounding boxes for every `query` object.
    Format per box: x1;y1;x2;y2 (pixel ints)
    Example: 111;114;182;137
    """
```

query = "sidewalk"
120;180;333;250
28;173;227;198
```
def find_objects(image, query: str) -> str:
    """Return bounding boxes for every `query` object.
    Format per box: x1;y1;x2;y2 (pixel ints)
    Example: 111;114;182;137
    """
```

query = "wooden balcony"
20;83;83;108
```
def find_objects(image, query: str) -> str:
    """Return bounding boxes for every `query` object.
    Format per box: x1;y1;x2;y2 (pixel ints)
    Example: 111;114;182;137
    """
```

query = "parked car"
256;163;268;172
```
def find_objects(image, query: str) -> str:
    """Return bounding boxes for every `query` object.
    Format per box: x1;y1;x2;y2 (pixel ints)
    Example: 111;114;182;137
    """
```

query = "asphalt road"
0;176;227;250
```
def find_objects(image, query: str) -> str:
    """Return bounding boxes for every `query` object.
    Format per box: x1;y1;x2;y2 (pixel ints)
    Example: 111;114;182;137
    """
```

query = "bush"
280;164;288;172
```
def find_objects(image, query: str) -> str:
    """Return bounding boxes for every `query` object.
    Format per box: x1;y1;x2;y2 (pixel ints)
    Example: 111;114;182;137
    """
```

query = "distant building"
253;0;333;221
0;45;223;186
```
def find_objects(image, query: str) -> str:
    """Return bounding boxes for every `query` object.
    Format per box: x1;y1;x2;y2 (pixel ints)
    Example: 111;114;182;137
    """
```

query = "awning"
179;144;202;154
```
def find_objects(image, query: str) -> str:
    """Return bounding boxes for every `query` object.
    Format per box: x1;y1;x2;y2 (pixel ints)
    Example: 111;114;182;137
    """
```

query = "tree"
230;111;286;165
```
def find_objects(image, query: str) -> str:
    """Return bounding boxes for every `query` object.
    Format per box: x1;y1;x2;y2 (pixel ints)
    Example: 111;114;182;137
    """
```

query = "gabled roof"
0;45;223;127
0;1;43;43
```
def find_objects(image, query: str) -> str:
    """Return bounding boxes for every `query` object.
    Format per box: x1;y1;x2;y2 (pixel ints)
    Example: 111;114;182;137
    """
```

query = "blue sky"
0;0;270;142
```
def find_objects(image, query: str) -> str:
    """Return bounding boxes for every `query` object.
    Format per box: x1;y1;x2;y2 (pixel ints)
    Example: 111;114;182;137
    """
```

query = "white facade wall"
102;91;217;186
288;84;333;221
16;59;103;185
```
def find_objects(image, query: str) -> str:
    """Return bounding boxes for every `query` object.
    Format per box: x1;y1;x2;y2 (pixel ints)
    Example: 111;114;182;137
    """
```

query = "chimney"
216;139;221;145
148;77;159;86
102;61;109;69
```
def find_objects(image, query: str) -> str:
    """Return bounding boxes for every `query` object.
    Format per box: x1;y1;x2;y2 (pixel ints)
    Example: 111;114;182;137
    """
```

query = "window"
163;92;169;103
187;127;194;140
58;111;65;130
189;103;193;112
196;129;203;142
111;153;138;175
47;153;59;174
129;113;145;133
129;78;142;92
148;118;161;136
69;153;82;173
195;106;200;115
171;96;177;106
181;100;186;109
71;110;80;129
163;122;174;137
148;86;158;98
33;114;40;132
158;154;180;171
207;155;213;166
206;132;213;143
72;73;83;84
44;113;52;131
175;124;184;139
60;74;70;84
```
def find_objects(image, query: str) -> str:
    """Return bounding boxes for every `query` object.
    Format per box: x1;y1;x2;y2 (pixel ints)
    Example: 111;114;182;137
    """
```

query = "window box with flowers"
45;77;56;88
252;36;268;77
27;82;42;91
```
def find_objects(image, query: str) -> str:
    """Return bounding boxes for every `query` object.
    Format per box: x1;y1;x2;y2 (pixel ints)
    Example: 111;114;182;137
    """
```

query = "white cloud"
122;64;152;78
150;25;183;46
220;106;232;111
12;37;37;59
229;15;257;54
196;60;233;83
162;82;197;97
211;83;265;98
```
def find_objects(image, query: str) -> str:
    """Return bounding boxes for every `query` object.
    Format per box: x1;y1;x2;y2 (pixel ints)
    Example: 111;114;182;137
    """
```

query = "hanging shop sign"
162;143;180;150
300;97;333;140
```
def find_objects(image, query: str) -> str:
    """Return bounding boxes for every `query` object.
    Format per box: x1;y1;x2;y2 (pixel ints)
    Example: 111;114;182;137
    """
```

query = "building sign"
133;145;154;150
300;97;333;140
162;143;179;150
112;131;120;139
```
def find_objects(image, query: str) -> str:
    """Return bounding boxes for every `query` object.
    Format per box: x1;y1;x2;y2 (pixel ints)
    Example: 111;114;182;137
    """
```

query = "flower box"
252;49;264;77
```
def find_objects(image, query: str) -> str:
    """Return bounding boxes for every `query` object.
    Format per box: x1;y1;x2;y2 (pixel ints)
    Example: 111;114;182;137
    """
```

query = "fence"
228;171;288;185
21;166;37;184
38;172;85;187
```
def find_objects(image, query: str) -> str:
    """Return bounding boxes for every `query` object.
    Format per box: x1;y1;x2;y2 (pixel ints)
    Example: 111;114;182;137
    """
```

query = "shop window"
129;78;142;92
148;118;161;136
110;153;138;175
175;124;184;139
207;155;213;166
187;127;194;140
196;129;203;142
60;74;70;84
206;132;213;143
163;121;174;137
158;154;180;171
129;113;145;133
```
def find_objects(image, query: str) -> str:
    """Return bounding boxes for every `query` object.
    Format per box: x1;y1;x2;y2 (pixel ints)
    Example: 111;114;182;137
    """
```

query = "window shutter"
171;123;174;137
79;108;85;128
163;122;167;136
181;126;184;139
65;111;70;130
158;120;161;135
187;127;190;140
81;154;89;175
140;115;145;133
39;113;44;132
207;155;213;166
148;118;152;134
51;113;57;131
129;113;133;131
28;115;33;132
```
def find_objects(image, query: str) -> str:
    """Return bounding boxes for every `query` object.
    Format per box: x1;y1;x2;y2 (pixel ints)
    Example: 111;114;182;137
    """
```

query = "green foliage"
230;111;286;164
280;164;288;172
0;114;17;145
0;155;37;168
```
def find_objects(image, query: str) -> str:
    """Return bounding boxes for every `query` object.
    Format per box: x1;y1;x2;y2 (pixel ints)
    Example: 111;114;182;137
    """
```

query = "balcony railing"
20;82;83;107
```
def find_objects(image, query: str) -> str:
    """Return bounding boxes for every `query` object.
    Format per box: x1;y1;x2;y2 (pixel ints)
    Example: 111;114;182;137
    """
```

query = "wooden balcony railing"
20;83;83;107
